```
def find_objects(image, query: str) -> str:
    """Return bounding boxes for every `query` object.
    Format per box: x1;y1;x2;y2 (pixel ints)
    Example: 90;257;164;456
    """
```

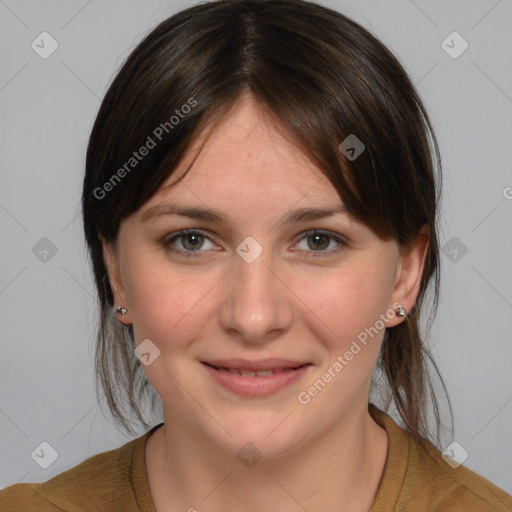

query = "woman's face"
105;93;426;458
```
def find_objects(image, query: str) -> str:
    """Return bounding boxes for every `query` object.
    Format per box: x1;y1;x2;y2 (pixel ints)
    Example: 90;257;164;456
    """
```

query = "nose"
218;242;293;345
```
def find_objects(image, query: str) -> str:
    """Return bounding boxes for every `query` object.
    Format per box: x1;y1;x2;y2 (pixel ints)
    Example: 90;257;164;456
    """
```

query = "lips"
201;359;313;397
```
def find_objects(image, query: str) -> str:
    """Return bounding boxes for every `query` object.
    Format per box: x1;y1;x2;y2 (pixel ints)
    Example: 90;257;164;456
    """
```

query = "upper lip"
201;358;311;371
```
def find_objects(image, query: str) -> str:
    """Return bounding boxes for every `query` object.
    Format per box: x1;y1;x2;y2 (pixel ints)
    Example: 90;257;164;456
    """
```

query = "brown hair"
82;0;450;442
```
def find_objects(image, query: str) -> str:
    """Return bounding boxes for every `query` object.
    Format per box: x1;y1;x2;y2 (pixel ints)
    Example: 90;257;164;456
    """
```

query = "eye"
293;230;348;258
162;229;219;257
161;229;348;258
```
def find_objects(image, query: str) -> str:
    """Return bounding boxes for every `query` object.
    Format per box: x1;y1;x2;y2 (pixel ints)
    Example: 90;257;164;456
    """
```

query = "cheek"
121;253;218;344
294;268;394;406
297;263;394;348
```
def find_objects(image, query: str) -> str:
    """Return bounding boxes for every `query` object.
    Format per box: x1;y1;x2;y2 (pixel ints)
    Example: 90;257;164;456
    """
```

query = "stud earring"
116;306;127;316
396;307;407;317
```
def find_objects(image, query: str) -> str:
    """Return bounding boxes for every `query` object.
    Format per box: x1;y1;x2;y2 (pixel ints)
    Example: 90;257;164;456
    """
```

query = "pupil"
310;234;328;250
183;233;203;250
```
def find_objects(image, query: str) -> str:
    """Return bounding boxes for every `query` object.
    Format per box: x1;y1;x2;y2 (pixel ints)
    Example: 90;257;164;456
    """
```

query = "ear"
387;225;430;327
101;236;132;325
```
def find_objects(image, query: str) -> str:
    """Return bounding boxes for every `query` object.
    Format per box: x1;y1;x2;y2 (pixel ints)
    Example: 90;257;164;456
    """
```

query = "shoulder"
407;435;512;511
370;404;512;512
0;432;148;512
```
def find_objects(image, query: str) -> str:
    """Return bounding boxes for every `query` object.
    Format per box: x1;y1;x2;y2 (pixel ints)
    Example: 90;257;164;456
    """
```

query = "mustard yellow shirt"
1;404;511;511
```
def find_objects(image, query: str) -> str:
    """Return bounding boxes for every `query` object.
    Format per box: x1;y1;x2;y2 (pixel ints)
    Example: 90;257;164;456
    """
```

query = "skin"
103;92;429;512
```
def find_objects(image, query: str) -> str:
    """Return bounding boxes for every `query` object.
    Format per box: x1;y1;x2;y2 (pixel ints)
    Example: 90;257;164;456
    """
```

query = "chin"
206;410;308;462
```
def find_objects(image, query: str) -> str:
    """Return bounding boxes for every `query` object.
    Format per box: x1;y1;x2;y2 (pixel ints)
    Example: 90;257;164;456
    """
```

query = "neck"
146;404;388;512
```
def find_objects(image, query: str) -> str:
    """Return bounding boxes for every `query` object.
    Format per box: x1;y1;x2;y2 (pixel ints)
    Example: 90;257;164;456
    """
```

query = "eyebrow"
141;203;348;226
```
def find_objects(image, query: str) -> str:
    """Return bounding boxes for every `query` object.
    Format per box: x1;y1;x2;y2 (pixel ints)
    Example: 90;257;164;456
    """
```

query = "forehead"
149;94;341;209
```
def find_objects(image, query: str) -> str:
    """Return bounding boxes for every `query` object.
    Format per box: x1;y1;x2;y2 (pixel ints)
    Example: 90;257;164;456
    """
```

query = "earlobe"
101;236;132;325
387;226;430;327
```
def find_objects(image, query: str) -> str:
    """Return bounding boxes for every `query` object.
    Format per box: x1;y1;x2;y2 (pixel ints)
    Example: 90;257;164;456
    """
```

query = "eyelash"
161;229;348;259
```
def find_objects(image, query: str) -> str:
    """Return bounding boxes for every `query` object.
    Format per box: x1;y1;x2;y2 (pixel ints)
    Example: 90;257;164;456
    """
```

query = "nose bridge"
219;236;291;343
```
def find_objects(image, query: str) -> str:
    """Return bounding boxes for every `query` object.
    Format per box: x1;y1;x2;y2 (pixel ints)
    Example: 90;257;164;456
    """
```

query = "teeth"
255;370;273;376
217;367;290;376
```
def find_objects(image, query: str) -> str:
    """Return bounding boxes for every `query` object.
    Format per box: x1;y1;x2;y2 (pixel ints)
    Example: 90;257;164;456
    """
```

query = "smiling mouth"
201;360;313;396
202;362;310;377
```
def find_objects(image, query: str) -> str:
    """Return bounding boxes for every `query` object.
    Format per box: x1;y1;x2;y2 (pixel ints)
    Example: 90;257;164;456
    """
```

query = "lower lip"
202;363;312;397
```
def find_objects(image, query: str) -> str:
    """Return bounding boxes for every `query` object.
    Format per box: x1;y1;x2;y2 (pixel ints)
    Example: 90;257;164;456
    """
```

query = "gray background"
1;0;511;496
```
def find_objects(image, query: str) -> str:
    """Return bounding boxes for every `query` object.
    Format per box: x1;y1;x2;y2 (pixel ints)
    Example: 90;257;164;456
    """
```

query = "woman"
1;0;511;510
